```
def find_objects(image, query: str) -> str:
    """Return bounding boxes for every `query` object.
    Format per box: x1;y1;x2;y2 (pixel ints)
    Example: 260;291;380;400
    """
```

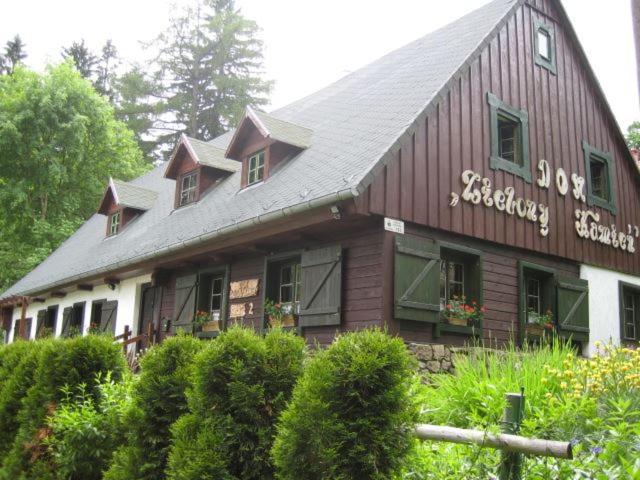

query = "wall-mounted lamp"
107;282;117;291
330;205;341;220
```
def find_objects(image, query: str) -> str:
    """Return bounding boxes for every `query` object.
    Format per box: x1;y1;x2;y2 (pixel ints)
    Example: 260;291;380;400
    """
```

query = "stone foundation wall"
407;342;456;375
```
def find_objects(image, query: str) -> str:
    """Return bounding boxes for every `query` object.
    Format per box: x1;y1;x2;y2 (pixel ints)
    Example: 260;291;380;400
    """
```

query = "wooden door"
138;284;157;350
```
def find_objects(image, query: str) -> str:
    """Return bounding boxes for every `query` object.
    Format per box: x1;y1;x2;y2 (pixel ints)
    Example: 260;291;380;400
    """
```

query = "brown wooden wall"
383;225;580;346
362;0;640;276
158;225;384;344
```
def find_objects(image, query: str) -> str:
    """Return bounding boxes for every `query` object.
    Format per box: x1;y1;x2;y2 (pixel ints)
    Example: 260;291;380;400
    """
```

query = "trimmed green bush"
272;329;419;480
0;335;126;479
167;327;306;480
46;372;134;480
0;340;45;460
105;334;203;480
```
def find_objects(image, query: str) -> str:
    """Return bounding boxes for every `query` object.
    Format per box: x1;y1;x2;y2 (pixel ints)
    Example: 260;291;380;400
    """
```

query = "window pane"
538;30;550;60
280;285;293;303
449;262;464;298
281;266;292;285
590;157;608;200
212;277;223;295
526;277;541;318
498;117;520;165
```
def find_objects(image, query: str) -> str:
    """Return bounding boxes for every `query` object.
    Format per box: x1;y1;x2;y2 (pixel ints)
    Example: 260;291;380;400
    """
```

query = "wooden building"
2;0;640;355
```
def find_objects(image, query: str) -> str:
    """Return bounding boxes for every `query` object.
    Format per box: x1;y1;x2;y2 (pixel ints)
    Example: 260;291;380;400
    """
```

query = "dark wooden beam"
50;291;66;298
77;284;93;291
104;277;120;286
32;297;46;303
151;269;171;287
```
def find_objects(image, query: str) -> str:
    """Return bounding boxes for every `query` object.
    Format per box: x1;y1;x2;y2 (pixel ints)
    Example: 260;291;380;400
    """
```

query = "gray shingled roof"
1;0;518;299
186;136;241;173
249;108;313;149
110;179;158;211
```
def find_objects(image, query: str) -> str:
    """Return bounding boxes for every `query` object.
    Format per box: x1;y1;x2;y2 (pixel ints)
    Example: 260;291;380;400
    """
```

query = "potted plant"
264;299;296;328
194;310;220;333
442;296;485;327
88;322;101;335
525;309;554;336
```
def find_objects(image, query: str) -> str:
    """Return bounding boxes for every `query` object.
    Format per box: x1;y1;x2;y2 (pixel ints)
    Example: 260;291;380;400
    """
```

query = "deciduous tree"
0;63;147;291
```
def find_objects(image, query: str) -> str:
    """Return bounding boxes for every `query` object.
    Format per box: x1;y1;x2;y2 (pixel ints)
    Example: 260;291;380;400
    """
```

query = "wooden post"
18;298;28;340
499;391;525;480
122;325;131;353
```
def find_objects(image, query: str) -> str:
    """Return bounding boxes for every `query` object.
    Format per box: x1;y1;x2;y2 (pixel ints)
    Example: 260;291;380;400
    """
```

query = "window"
498;115;521;165
619;282;640;343
487;93;531;182
279;262;302;314
71;302;85;332
440;259;465;308
247;151;265;185
179;171;198;206
394;237;483;335
519;264;554;329
264;255;302;328
526;277;541;320
197;272;226;322
109;211;121;235
583;141;616;214
533;19;556;74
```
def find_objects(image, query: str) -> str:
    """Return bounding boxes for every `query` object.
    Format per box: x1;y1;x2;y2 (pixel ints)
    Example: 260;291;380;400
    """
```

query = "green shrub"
46;372;134;480
167;327;306;480
0;340;44;460
105;334;203;480
0;335;125;479
272;329;419;480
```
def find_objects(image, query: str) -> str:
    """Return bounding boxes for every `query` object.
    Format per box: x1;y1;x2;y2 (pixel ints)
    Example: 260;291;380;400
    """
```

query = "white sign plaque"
384;217;404;234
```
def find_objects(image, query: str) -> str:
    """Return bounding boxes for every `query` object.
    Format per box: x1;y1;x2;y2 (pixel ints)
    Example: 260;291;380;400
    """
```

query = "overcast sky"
2;0;638;131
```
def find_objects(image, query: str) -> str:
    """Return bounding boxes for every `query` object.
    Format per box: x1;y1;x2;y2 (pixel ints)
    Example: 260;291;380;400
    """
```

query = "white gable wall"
580;264;640;356
8;273;151;343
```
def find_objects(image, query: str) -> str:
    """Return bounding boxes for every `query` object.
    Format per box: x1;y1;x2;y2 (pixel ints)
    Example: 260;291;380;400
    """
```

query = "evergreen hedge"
0;335;125;479
271;329;419;480
105;334;203;480
167;327;306;479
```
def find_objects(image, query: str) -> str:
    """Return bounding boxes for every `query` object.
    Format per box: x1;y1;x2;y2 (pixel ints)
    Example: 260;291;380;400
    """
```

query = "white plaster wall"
580;264;640;356
8;273;151;343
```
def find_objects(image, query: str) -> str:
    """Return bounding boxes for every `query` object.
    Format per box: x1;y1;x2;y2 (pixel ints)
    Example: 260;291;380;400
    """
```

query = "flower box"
202;319;220;332
525;323;545;336
447;316;469;327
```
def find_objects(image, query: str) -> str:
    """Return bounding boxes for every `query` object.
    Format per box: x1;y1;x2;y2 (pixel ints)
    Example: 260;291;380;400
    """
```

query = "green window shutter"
23;318;32;340
555;276;589;341
172;273;198;334
100;301;118;335
61;307;73;337
36;310;46;338
394;235;441;323
299;245;342;327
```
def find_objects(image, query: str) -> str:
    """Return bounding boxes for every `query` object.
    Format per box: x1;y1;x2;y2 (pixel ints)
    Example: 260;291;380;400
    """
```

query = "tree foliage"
105;335;203;480
167;327;306;480
0;63;147;291
0;35;27;74
626;121;640;150
272;329;419;480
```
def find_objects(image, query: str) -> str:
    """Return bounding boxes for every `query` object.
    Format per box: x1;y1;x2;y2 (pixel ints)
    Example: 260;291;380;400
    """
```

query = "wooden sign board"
229;303;247;318
229;279;260;300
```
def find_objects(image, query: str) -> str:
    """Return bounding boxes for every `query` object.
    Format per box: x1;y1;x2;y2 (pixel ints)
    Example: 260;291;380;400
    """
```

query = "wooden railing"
415;391;572;480
114;323;155;352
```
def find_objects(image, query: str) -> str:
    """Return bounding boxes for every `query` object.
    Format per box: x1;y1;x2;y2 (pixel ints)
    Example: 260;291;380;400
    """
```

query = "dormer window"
247;151;265;185
109;211;121;236
180;171;198;206
225;107;312;189
98;178;158;237
165;135;241;207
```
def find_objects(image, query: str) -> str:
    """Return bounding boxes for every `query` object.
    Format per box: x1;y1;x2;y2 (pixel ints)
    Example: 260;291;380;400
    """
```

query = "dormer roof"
98;178;158;215
165;134;241;179
225;106;313;160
